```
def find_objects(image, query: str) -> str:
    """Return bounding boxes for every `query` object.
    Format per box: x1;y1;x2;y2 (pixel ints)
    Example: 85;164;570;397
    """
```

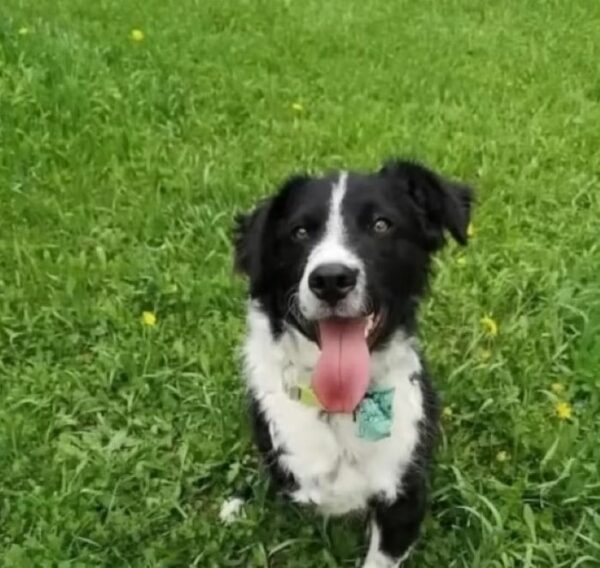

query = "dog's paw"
218;497;245;524
362;551;405;568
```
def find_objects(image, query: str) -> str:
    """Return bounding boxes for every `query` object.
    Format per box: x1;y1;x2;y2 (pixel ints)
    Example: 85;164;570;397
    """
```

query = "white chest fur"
243;305;424;516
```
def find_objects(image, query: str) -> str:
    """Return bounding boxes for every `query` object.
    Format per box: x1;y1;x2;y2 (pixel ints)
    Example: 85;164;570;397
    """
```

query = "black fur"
234;160;472;345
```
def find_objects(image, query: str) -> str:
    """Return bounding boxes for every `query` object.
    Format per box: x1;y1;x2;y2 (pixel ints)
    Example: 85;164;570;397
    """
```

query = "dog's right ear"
233;196;273;284
233;175;309;294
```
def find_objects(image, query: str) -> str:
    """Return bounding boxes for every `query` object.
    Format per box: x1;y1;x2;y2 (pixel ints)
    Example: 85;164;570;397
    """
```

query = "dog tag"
356;387;395;441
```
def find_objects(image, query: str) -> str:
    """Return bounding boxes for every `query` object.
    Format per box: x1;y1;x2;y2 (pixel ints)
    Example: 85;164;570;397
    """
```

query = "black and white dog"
233;160;473;567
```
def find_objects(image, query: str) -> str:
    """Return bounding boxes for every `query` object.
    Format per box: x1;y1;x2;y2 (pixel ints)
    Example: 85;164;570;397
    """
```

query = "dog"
233;159;473;567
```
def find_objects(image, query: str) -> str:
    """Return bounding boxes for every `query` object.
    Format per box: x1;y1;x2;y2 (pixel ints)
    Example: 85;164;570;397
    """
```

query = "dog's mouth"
307;310;386;413
313;310;385;349
297;310;385;350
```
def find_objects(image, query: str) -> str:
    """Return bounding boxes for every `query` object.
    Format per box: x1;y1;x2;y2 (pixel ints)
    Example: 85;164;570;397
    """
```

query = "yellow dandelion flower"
291;102;304;113
496;450;509;462
481;315;498;337
467;223;476;238
480;348;492;361
18;27;30;35
551;382;564;394
141;311;157;326
555;401;572;420
130;29;144;42
457;256;467;266
442;406;453;419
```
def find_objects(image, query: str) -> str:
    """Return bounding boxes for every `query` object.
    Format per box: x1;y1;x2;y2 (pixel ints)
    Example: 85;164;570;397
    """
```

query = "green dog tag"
356;386;395;442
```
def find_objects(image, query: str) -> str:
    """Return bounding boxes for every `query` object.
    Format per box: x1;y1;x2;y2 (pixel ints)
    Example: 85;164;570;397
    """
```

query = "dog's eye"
292;226;310;241
372;218;392;234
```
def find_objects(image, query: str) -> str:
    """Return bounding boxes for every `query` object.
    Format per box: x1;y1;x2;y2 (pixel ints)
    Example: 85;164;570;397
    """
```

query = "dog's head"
235;161;472;412
234;160;473;409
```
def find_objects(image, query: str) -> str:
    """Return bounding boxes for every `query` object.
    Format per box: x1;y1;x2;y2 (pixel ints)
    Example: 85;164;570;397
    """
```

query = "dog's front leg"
362;477;426;568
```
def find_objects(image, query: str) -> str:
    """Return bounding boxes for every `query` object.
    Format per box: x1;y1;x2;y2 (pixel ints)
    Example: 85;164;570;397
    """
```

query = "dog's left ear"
380;160;474;249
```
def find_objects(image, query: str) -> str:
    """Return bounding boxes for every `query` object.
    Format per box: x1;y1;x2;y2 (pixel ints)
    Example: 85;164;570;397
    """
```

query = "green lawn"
1;1;600;566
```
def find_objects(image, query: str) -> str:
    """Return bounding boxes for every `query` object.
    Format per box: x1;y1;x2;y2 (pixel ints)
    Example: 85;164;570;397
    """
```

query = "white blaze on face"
298;172;366;320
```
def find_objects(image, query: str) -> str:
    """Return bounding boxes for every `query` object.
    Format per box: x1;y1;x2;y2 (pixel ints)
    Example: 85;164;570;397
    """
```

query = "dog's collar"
283;381;395;442
283;383;322;408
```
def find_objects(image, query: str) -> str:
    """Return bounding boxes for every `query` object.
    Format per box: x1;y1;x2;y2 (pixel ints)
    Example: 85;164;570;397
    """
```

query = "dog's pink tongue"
312;318;370;413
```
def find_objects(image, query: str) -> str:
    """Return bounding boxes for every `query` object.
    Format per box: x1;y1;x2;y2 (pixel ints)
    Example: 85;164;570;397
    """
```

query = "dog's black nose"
308;263;358;305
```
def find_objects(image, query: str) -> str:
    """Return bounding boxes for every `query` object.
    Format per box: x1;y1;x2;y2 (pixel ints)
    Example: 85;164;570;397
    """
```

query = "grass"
1;0;600;566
